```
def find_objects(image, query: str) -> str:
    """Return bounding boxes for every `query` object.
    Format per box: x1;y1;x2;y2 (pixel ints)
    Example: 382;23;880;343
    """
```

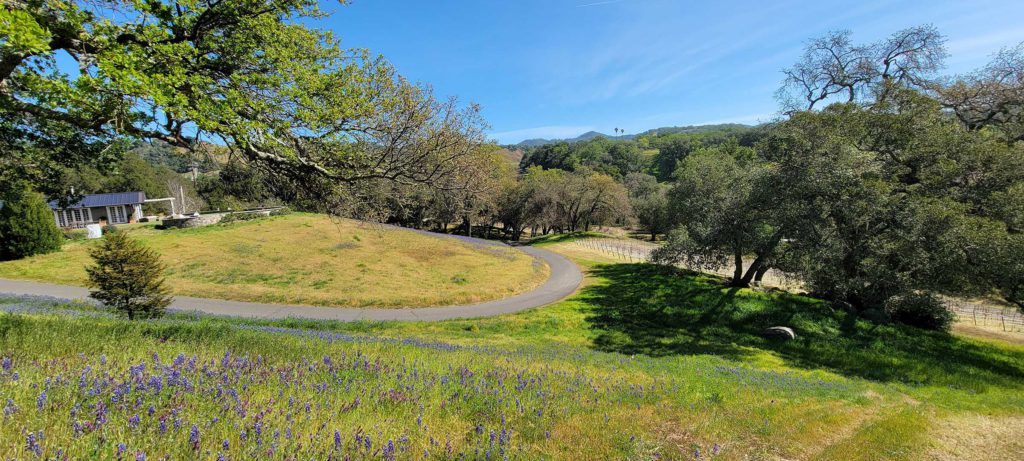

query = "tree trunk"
731;249;745;287
754;264;769;285
738;255;767;287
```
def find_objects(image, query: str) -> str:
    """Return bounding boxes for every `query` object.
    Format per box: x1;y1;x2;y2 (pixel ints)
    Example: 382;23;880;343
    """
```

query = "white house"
49;192;146;228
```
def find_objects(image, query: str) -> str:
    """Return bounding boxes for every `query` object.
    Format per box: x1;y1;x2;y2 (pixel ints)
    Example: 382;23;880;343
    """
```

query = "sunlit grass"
0;214;549;307
0;237;1021;459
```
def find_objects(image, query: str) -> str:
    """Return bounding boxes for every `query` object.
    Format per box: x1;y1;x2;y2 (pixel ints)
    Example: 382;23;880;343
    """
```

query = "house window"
109;205;127;224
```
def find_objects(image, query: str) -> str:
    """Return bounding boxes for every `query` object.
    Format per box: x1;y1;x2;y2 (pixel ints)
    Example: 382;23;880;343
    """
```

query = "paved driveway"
0;242;582;322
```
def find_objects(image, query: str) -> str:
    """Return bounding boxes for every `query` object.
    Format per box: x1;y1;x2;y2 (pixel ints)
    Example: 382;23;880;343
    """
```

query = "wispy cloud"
489;125;596;144
576;0;628;7
946;26;1024;66
532;5;794;106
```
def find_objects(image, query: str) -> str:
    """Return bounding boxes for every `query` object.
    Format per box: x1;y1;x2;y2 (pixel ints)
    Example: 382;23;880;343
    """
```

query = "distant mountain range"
511;123;752;148
515;131;635;148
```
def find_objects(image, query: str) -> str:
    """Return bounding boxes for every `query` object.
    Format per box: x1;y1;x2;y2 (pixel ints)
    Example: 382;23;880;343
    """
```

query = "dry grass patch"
0;214;549;307
953;322;1024;346
927;414;1024;461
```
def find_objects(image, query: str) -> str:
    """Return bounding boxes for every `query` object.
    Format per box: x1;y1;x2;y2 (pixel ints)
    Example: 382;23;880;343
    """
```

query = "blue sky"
324;1;1023;144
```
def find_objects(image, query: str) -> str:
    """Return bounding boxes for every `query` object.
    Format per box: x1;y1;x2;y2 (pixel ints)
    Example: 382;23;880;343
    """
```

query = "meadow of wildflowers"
1;254;1023;461
0;299;875;460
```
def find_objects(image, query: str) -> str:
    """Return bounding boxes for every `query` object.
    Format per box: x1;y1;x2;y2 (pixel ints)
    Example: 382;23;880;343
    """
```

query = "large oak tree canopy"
0;0;485;204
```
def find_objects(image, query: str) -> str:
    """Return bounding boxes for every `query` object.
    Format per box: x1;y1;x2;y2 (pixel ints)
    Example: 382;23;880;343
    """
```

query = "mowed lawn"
0;214;549;307
0;237;1022;459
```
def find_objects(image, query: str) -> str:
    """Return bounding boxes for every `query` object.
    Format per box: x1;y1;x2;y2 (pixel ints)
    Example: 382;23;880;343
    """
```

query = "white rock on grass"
761;326;796;340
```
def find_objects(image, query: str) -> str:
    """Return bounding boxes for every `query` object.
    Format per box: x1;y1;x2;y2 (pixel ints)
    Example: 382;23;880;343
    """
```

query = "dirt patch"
928;414;1024;460
953;323;1024;345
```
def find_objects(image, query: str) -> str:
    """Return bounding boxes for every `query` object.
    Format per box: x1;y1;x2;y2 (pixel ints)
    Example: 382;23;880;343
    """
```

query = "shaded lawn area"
582;264;1024;391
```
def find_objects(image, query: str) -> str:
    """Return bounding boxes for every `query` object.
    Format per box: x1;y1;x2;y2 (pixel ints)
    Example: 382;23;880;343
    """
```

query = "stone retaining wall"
161;208;284;229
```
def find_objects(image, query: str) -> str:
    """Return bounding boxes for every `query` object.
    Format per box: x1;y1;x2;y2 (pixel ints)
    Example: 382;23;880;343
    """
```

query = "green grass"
0;214;548;307
0;237;1021;459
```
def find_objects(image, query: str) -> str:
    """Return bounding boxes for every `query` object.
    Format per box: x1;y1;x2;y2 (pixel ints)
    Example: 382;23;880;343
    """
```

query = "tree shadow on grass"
582;264;1024;388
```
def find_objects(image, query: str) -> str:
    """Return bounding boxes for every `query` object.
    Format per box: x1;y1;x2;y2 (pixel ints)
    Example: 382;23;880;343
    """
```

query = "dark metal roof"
49;192;147;210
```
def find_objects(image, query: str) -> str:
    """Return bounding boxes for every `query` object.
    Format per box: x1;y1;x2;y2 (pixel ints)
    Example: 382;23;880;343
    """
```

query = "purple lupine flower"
26;432;42;456
117;443;127;455
129;414;140;428
190;424;201;448
36;390;46;411
712;444;720;455
135;451;145;461
334;430;342;449
694;448;700;460
383;440;396;461
223;439;229;450
1;356;10;371
3;399;16;417
100;355;107;365
364;434;371;451
217;454;225;461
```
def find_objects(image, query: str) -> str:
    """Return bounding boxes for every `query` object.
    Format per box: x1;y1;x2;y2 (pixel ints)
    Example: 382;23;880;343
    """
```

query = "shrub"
268;207;291;217
220;212;262;224
0;187;63;260
86;232;172;320
63;229;88;241
885;293;954;331
102;224;119;234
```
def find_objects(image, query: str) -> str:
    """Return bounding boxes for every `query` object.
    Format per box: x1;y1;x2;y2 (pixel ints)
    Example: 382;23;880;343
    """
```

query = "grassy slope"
0;237;1021;459
0;214;548;307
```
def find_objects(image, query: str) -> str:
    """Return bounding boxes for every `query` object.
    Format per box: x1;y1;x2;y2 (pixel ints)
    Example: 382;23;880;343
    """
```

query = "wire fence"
572;237;1024;331
945;299;1024;332
572;237;656;263
570;237;799;289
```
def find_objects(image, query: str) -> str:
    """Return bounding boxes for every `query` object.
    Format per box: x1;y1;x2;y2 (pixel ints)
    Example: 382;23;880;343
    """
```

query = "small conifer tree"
0;187;63;260
86;232;172;320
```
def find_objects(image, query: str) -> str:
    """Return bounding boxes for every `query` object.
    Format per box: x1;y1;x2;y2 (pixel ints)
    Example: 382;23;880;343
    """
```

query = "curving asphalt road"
0;239;582;322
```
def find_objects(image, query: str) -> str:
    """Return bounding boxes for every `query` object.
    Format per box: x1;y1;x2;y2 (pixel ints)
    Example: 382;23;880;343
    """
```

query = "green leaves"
3;0;486;207
0;186;63;261
0;9;51;54
86;231;172;320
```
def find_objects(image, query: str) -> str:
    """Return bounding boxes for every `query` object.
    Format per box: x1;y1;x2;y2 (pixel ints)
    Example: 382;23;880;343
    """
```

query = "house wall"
53;204;141;228
87;207;107;221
